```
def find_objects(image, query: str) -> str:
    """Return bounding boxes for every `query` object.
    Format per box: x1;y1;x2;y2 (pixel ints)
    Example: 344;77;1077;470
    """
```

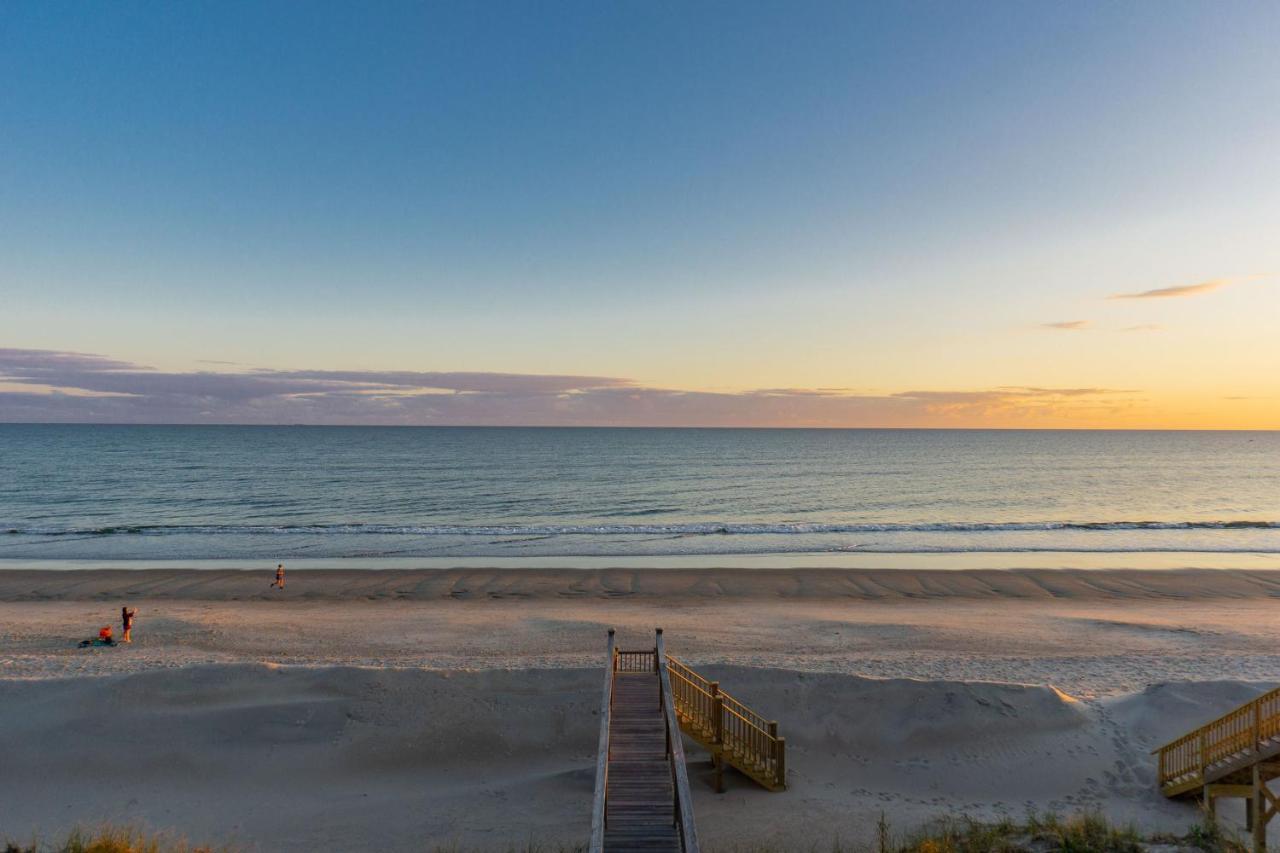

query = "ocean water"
1;424;1278;563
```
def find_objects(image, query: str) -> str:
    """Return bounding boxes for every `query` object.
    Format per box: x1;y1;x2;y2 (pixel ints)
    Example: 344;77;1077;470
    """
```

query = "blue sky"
1;1;1278;426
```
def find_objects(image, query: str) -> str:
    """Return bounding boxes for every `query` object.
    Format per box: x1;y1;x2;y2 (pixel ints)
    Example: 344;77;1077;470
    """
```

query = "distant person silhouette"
121;606;137;643
272;563;285;590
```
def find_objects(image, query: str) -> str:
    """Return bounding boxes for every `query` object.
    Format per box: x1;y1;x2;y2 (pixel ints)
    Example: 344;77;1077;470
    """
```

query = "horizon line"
1;421;1276;432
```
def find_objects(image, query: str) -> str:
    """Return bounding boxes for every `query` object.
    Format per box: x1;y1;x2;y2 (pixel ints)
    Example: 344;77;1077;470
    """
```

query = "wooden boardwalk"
590;630;699;853
1157;686;1280;851
605;672;680;850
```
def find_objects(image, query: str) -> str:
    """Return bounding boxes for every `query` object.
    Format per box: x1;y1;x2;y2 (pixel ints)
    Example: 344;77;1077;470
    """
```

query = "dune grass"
710;808;1247;852
426;808;1246;852
2;825;219;853
3;811;1249;852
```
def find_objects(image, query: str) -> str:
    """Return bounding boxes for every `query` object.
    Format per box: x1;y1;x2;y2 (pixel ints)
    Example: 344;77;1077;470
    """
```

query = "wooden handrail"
1156;685;1280;795
589;628;616;853
666;654;787;790
615;648;658;672
656;629;700;853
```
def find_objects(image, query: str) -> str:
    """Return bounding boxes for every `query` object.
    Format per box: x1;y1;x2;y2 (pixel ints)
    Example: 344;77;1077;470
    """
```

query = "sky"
1;1;1278;428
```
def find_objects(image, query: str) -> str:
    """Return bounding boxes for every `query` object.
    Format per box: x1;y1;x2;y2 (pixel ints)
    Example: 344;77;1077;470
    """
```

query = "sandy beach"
1;567;1277;850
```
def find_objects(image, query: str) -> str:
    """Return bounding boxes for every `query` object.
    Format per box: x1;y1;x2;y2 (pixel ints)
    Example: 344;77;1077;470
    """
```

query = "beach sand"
2;568;1278;850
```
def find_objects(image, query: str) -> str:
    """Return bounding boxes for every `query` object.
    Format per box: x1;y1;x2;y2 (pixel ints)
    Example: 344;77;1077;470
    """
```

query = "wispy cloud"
0;348;1140;428
0;348;142;373
1110;279;1227;300
885;387;1137;422
0;350;628;400
894;387;1128;403
1042;320;1090;331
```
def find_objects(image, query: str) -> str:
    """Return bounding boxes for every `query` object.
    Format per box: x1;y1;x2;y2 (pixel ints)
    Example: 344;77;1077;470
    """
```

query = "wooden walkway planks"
590;630;699;853
604;673;679;851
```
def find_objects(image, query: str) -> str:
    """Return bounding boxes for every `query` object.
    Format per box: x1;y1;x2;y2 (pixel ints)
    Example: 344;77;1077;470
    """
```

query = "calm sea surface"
1;425;1278;562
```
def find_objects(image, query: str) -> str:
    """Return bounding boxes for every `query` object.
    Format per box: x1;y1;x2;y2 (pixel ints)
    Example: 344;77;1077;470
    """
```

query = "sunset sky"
2;1;1277;427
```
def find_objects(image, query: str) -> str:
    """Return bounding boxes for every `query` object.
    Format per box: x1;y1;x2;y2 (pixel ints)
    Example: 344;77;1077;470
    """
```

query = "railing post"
1257;702;1263;753
706;681;724;793
710;682;723;745
1254;764;1266;853
1200;729;1207;780
776;736;787;788
768;721;781;788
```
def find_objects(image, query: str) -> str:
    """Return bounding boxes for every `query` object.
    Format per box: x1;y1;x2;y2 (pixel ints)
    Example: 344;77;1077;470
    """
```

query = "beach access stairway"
591;629;698;853
589;630;787;853
666;655;787;793
1156;686;1280;851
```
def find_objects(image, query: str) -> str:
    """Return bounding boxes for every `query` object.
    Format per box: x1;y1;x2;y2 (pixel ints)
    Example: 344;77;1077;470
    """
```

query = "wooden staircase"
1156;686;1280;851
667;656;787;792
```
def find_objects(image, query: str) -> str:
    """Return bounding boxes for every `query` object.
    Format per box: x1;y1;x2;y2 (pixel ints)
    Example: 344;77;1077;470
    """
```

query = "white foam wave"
4;520;1279;537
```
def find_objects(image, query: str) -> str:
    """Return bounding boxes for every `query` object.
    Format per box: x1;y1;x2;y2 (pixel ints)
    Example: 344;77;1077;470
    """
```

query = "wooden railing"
667;655;787;791
657;630;700;853
589;629;616;852
1157;686;1280;797
616;648;657;673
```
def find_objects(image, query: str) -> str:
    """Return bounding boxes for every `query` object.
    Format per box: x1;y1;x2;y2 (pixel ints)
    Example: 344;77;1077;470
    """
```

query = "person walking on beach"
271;563;285;590
121;606;137;643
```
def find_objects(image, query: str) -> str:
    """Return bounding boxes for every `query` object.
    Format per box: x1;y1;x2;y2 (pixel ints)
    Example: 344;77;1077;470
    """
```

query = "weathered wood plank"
599;631;687;853
589;629;616;853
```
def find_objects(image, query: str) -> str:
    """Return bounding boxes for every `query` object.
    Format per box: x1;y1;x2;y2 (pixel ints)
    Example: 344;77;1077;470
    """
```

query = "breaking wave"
4;520;1278;537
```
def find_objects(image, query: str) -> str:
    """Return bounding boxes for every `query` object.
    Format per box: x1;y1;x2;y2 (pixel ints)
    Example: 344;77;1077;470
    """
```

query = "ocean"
1;424;1278;566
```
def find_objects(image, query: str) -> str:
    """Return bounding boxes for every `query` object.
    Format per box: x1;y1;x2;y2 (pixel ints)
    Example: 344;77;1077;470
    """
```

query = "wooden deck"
590;630;699;853
1156;686;1280;851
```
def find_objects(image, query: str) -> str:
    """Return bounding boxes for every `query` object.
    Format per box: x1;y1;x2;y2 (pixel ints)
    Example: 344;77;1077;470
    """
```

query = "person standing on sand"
121;606;137;643
272;563;285;590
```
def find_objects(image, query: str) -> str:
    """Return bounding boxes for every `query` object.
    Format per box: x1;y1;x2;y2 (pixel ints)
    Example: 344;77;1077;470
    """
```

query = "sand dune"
0;662;1267;851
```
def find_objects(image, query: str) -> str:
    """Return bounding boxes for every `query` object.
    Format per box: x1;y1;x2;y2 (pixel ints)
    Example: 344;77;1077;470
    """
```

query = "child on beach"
121;606;137;643
271;563;285;590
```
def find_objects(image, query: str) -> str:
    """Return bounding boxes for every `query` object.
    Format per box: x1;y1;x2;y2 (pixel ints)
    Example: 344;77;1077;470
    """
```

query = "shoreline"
3;550;1280;572
5;565;1280;602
